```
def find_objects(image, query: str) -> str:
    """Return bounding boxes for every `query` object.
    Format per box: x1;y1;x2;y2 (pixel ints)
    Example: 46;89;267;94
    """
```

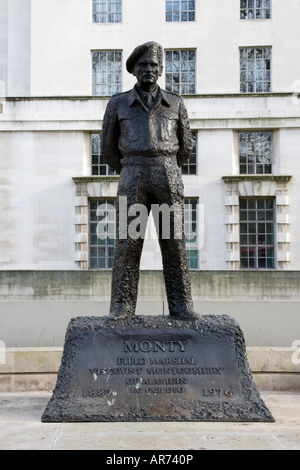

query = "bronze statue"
102;41;198;320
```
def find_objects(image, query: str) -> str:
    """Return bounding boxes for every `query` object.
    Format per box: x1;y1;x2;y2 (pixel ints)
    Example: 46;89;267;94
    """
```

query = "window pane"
166;0;195;22
239;131;273;174
93;0;122;23
182;132;197;174
185;198;199;269
92;50;122;96
89;199;116;269
241;0;271;19
90;134;117;176
240;47;271;93
239;198;275;270
165;49;196;94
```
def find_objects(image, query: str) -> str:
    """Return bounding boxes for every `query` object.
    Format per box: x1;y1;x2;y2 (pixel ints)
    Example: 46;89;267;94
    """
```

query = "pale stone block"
261;181;276;196
277;214;290;224
239;181;254;197
247;347;300;373
276;195;290;206
224;196;239;206
87;183;102;198
12;348;62;373
277;251;291;262
253;180;263;196
0;349;15;374
75;233;88;243
253;374;300;391
75;196;88;207
277;232;290;243
74;251;88;262
225;251;240;262
225;214;239;225
225;233;239;243
109;182;119;197
0;374;58;392
75;214;88;225
100;181;112;197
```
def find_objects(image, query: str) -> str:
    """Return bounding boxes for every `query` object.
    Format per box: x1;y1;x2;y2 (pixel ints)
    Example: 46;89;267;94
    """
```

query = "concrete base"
41;315;274;422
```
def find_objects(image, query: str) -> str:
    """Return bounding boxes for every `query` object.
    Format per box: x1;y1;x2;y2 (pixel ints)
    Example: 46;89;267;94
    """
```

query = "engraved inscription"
123;340;188;353
82;389;114;397
202;388;233;397
76;330;242;405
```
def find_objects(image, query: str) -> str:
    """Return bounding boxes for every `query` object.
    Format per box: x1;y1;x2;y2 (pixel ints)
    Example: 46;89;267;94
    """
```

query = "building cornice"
3;92;296;101
222;175;292;183
73;176;120;184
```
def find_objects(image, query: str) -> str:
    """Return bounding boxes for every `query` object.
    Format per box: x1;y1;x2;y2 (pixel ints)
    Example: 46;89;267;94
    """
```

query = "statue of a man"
102;41;198;321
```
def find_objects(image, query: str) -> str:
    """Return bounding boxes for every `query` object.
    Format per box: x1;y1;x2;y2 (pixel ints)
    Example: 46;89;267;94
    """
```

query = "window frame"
89;198;117;269
92;0;122;24
239;130;273;175
239;197;276;270
166;0;196;22
90;133;117;176
165;49;197;95
184;197;199;269
91;49;122;96
182;132;197;175
240;47;272;94
240;0;272;20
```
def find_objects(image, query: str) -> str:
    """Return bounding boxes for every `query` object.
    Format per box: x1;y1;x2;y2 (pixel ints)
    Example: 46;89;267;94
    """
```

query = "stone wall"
0;270;299;391
0;270;300;348
1;346;299;393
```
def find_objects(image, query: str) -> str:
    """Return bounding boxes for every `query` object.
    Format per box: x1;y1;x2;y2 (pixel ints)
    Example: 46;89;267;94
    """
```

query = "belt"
121;155;177;167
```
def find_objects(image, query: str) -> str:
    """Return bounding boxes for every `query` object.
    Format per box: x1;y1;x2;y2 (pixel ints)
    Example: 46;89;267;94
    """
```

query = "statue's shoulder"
162;88;181;98
161;88;184;106
108;90;131;102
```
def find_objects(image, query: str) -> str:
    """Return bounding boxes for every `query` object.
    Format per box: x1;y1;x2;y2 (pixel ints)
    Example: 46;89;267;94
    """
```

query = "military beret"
126;41;163;74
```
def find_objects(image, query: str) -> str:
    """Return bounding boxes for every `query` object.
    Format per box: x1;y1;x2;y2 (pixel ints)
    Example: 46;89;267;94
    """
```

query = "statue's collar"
128;85;170;108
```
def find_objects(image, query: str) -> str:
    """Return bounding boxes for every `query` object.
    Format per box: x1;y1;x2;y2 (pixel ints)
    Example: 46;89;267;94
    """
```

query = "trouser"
110;155;194;317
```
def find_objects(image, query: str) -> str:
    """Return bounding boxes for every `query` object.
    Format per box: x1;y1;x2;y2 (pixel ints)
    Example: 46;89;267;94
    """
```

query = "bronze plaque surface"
76;330;241;412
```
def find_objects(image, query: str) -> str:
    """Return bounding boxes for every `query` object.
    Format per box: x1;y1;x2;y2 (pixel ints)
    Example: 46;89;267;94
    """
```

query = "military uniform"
101;81;196;319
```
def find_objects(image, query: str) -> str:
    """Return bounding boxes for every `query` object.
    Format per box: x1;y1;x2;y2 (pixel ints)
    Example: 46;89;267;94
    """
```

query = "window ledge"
222;175;292;184
73;176;119;184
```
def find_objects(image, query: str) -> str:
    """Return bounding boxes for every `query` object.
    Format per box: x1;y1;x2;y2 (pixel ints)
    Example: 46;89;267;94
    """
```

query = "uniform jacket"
101;85;193;174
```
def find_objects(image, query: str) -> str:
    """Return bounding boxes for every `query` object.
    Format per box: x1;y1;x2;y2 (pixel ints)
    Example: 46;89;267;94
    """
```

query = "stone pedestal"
42;315;274;422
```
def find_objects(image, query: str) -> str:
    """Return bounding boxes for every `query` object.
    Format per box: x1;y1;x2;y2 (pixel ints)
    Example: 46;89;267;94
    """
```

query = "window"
90;199;116;268
166;0;196;22
240;47;271;93
240;198;275;269
91;134;117;176
182;132;197;175
92;50;122;96
240;0;271;20
89;198;199;269
93;0;122;23
239;131;272;174
184;198;199;269
165;50;196;95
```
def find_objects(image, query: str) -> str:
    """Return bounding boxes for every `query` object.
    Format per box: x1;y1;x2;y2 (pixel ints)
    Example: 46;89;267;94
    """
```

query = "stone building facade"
0;0;300;354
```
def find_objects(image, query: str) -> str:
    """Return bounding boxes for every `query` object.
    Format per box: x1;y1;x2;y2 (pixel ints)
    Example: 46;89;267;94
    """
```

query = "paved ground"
0;391;299;450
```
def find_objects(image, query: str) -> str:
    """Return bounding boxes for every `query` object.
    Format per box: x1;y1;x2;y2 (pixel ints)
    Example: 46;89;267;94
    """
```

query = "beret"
126;41;163;74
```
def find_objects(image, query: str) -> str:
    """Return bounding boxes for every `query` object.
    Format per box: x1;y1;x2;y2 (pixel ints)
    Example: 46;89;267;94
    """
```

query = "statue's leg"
151;160;198;319
109;165;150;320
158;209;198;319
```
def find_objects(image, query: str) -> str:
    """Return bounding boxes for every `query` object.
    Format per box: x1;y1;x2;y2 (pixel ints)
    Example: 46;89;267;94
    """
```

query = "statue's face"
132;52;163;88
